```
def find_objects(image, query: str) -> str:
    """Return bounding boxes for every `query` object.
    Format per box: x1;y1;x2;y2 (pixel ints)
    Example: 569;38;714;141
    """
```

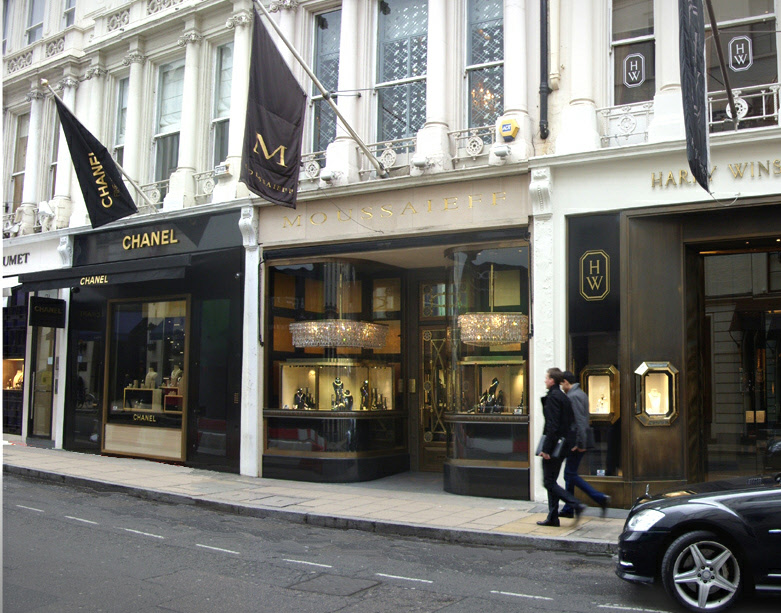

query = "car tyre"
661;530;743;612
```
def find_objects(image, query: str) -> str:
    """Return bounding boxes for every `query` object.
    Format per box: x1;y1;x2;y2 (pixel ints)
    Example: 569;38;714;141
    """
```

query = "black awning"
18;253;191;292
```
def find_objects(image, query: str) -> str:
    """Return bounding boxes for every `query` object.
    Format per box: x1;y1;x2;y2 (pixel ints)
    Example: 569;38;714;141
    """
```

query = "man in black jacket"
536;368;586;527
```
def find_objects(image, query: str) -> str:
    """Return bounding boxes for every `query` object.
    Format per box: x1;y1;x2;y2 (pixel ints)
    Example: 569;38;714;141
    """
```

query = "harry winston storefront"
18;210;246;473
257;175;536;497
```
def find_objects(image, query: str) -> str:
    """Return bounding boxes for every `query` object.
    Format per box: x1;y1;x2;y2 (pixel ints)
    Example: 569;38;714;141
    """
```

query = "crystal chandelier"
457;312;529;346
289;319;388;349
457;262;529;346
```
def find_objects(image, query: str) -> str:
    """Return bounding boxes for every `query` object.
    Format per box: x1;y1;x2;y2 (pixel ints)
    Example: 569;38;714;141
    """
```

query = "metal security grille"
312;10;341;154
467;0;504;128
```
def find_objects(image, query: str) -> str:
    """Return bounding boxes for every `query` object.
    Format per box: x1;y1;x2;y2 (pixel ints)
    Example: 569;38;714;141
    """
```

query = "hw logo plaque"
580;250;610;301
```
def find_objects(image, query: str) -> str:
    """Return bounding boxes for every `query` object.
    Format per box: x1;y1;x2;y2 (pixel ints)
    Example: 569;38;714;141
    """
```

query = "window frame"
153;59;185;185
310;8;341;155
112;76;129;167
48;112;60;200
610;0;655;106
211;42;233;168
464;0;504;129
62;0;75;29
25;0;44;45
8;113;29;215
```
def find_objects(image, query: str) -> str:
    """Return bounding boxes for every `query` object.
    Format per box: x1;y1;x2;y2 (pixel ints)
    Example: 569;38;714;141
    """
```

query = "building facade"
3;0;780;507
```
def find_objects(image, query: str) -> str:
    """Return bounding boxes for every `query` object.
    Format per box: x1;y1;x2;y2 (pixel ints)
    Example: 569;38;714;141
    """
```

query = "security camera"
411;155;430;169
492;144;510;158
320;168;334;182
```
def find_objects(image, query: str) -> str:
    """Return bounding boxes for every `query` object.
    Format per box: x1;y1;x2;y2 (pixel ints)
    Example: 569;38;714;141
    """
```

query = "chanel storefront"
258;175;535;494
19;210;246;472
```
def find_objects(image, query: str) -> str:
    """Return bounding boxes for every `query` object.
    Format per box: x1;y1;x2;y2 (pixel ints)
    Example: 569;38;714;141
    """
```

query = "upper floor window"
154;60;184;185
26;0;44;44
9;113;29;214
3;0;12;53
376;0;427;142
466;0;503;128
113;77;129;167
63;0;75;28
611;0;654;105
312;9;341;154
212;43;233;166
49;113;60;199
705;0;777;131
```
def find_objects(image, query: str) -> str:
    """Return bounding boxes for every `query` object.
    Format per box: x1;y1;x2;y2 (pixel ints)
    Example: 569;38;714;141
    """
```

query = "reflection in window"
376;0;428;142
155;60;184;185
611;0;654;105
113;77;128;167
213;43;232;166
467;0;503;128
26;0;44;44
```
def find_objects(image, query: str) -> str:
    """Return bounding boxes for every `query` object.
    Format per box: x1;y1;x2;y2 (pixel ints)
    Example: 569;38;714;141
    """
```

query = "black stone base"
444;462;530;500
262;453;410;483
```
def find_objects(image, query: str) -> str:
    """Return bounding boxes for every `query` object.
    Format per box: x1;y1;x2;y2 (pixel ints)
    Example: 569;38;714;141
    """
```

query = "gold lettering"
380;205;393;217
101;197;113;208
360;207;373;220
491;191;506;206
588;260;601;275
400;202;417;215
131;235;141;249
283;215;302;228
443;197;458;211
310;212;327;225
709;165;717;179
151;232;160;247
427;199;433;212
160;230;170;245
651;172;663;188
751;162;755;178
729;163;748;178
758;160;770;177
253;133;287;167
469;194;481;209
169;229;179;244
774;159;781;175
140;233;151;248
122;236;131;250
665;172;677;187
678;170;689;185
337;209;352;222
586;276;603;291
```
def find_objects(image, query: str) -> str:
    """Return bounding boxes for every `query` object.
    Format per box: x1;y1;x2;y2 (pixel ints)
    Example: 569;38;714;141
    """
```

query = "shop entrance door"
29;325;56;438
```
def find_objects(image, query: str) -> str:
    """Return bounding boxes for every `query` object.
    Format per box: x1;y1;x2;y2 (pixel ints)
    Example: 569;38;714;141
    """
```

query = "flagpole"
41;78;157;208
252;0;389;178
703;0;738;129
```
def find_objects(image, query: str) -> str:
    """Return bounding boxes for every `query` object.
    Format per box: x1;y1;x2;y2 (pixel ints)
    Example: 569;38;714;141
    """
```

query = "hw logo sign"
580;250;610;301
729;36;753;72
623;53;645;88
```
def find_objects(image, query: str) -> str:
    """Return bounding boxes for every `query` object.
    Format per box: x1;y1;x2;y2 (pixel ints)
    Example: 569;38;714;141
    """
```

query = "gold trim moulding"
443;413;529;423
445;458;530;469
263;448;407;459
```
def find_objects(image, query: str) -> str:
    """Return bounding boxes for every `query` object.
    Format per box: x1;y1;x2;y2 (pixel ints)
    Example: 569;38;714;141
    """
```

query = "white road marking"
376;573;433;584
283;559;333;568
598;605;670;613
65;515;98;525
16;505;44;512
196;544;240;555
123;528;164;539
491;590;554;601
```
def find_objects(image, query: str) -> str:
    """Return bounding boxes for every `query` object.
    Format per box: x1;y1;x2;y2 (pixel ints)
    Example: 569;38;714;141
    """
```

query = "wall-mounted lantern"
581;364;620;424
634;361;679;426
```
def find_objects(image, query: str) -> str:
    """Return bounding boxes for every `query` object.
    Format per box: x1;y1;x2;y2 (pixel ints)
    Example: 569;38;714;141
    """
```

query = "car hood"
634;473;781;508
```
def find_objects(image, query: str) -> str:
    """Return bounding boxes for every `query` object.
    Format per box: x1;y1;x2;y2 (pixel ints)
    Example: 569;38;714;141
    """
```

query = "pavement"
2;436;627;555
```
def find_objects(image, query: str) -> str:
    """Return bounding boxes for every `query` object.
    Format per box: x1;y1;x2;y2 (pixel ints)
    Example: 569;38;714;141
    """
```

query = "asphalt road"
3;474;779;613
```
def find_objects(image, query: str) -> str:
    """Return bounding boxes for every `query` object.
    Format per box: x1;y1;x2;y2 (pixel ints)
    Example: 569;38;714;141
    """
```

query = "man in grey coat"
560;371;611;517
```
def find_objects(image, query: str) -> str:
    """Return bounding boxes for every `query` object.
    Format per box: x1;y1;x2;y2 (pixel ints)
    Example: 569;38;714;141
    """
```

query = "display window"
103;296;189;461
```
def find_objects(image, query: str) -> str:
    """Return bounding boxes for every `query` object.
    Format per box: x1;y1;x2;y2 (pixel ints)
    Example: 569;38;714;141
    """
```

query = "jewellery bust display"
144;367;158;389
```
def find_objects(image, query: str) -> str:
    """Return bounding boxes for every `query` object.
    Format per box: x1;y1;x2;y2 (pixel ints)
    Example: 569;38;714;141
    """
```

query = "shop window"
212;43;232;167
611;0;654;106
154;60;184;189
376;0;428;142
104;297;189;461
466;0;503;128
113;77;128;167
312;9;341;155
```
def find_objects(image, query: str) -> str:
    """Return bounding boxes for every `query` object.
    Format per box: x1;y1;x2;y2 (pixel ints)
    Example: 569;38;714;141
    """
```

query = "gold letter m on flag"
253;133;287;167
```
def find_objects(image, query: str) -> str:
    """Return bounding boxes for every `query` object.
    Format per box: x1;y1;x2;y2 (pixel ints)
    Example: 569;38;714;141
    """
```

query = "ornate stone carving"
269;0;299;12
226;10;252;29
85;66;108;80
46;37;66;57
178;32;203;48
58;76;79;91
7;52;33;73
147;0;182;15
108;10;130;31
25;89;45;102
122;51;147;66
530;166;552;219
58;236;74;267
238;206;259;251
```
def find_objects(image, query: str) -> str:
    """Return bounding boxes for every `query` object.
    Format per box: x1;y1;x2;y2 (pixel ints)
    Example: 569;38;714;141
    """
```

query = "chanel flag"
679;0;710;192
241;10;307;208
53;96;137;228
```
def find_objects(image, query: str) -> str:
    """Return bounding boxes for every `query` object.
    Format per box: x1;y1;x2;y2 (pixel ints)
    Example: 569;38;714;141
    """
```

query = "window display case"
634;361;679;426
279;359;395;411
3;358;25;434
581;364;620;424
456;357;526;414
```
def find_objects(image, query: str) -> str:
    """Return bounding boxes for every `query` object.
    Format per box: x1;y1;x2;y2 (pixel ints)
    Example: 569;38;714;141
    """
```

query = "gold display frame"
634;361;679;426
580;364;620;424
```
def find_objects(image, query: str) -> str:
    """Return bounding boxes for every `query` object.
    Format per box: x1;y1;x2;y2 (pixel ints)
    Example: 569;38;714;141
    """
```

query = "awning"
18;254;191;292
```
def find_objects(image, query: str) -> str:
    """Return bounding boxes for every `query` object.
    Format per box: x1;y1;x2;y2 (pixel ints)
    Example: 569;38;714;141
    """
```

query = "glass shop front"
263;234;532;496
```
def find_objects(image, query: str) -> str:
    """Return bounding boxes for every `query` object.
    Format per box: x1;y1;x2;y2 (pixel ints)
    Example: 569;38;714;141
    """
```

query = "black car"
616;473;781;612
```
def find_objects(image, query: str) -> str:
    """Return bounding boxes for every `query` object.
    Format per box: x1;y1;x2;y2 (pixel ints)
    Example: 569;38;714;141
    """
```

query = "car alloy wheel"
661;530;743;612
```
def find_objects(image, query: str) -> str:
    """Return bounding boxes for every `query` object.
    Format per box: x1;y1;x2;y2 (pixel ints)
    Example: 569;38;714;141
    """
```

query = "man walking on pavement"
560;371;611;518
536;368;586;527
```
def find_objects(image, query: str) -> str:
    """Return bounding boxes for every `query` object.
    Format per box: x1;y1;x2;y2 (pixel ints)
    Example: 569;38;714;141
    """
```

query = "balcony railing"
138;180;168;214
299;151;328;183
359;137;416;178
709;84;780;133
193;170;215;205
450;126;496;167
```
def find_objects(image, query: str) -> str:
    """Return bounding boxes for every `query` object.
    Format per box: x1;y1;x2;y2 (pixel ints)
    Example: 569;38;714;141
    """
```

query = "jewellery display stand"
456;357;526;414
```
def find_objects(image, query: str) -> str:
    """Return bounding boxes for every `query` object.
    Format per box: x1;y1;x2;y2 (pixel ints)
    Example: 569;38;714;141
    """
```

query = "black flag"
679;0;710;192
241;10;307;209
53;96;137;228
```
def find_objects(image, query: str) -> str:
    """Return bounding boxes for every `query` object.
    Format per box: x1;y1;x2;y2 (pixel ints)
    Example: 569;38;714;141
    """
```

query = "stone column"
270;0;298;70
50;75;79;230
238;206;262;477
322;0;361;185
491;0;532;163
647;0;684;141
18;85;45;235
165;27;203;210
412;0;452;175
212;4;252;202
121;42;147;191
555;0;600;154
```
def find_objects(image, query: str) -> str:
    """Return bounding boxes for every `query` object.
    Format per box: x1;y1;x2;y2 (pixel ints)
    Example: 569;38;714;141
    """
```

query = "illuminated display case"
456;357;526;414
581;364;620;424
280;359;395;411
634;361;679;426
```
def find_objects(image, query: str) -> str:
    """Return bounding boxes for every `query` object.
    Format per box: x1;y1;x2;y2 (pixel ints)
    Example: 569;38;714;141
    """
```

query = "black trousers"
542;455;582;520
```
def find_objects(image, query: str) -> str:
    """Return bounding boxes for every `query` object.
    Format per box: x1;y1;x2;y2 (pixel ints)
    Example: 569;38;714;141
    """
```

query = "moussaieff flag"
240;10;307;209
53;96;137;228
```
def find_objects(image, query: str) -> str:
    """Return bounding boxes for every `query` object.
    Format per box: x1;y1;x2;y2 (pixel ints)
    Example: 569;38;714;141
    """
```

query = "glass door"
29;326;56;438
